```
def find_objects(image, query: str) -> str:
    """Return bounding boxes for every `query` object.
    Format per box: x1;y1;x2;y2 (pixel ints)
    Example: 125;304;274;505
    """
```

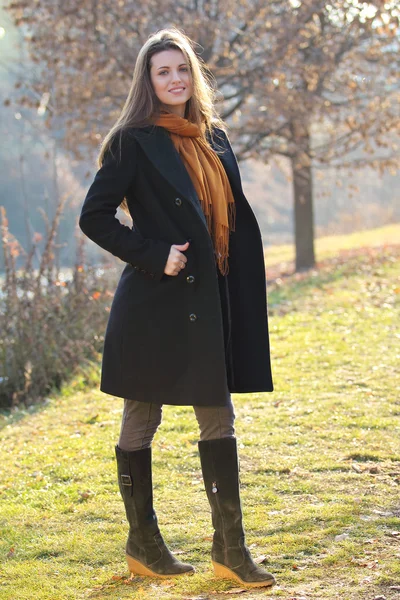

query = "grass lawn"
0;231;399;600
264;223;400;269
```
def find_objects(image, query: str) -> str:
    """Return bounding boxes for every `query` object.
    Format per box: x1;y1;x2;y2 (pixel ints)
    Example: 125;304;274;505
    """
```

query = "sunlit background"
1;0;399;273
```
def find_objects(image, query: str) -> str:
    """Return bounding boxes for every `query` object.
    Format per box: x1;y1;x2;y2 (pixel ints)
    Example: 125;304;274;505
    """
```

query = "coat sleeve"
79;130;171;281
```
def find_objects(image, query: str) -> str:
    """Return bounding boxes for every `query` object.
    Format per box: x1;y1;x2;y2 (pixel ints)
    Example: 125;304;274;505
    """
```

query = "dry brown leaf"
79;491;91;500
254;554;267;564
352;463;363;473
335;533;350;542
220;590;247;595
292;564;307;570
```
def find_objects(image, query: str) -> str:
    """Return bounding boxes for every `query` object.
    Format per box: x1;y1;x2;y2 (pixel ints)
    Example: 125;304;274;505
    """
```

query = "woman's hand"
164;241;189;276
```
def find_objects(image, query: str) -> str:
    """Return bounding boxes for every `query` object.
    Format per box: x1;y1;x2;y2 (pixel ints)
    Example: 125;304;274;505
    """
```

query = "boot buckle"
121;474;132;486
212;481;218;494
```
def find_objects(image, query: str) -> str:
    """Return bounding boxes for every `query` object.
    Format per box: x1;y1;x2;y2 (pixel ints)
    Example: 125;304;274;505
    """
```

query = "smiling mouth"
169;87;185;92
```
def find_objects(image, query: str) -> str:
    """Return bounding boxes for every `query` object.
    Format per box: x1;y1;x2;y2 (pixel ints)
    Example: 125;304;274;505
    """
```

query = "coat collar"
131;125;243;222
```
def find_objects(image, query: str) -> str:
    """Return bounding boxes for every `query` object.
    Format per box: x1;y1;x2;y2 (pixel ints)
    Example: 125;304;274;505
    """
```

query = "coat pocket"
128;269;178;306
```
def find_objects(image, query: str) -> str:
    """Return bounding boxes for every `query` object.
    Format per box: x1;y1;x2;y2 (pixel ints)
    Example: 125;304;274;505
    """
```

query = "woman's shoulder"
124;124;160;138
207;123;233;156
107;125;157;154
210;122;228;139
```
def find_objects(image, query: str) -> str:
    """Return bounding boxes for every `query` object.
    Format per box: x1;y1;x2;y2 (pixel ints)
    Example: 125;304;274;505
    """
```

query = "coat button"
189;313;197;322
186;275;195;284
175;197;182;206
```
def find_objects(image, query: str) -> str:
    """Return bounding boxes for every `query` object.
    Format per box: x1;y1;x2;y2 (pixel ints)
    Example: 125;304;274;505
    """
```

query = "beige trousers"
118;396;235;451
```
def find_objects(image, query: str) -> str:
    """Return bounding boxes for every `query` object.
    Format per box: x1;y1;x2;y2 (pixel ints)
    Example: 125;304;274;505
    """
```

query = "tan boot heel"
212;560;275;588
127;554;194;579
212;560;242;583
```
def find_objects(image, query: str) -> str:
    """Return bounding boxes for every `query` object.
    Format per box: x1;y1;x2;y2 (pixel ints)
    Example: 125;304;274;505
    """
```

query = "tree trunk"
290;120;315;271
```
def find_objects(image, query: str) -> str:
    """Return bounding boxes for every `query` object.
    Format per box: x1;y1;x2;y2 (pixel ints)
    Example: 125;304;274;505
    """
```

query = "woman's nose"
171;72;182;84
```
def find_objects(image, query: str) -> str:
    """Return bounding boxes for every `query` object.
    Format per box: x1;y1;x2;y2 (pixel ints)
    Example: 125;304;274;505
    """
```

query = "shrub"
0;201;117;409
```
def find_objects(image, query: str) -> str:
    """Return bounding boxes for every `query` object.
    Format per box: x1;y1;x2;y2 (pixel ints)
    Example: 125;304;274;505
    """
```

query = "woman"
79;28;275;588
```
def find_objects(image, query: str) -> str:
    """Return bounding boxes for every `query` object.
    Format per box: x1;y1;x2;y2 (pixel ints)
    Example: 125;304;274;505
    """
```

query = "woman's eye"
158;68;187;75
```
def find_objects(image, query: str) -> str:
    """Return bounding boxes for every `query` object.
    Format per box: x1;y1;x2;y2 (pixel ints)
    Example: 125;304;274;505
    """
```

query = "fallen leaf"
353;559;379;569
367;560;379;569
254;554;267;564
389;585;400;590
373;510;393;516
335;533;350;541
111;575;124;581
7;547;15;558
352;463;363;473
220;590;247;595
171;549;185;555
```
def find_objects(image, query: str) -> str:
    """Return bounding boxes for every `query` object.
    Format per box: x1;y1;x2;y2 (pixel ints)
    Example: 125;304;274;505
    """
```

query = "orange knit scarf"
154;111;236;276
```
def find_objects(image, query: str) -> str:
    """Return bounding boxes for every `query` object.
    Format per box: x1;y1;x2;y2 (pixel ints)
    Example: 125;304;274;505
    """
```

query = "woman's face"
150;49;193;117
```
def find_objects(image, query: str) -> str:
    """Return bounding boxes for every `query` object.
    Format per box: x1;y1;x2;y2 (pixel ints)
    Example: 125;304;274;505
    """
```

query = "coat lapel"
132;126;207;226
132;125;244;223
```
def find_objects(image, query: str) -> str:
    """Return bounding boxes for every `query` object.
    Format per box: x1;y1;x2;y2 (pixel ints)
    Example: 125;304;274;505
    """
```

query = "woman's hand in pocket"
164;241;189;276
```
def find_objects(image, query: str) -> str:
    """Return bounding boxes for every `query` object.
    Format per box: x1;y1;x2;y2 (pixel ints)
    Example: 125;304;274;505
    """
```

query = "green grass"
0;234;399;600
264;222;400;267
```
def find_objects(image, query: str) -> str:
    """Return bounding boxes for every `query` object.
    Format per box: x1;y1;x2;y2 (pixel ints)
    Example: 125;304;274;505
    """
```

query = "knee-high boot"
198;437;276;588
115;445;195;577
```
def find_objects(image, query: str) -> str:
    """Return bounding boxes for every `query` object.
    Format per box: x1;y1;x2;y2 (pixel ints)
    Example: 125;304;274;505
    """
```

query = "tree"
234;1;400;269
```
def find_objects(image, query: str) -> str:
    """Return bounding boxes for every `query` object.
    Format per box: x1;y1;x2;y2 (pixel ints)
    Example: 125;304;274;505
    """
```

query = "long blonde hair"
98;28;225;169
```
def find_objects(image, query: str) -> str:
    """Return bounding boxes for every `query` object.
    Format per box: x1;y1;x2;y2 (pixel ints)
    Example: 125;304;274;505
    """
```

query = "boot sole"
212;560;275;588
126;554;195;578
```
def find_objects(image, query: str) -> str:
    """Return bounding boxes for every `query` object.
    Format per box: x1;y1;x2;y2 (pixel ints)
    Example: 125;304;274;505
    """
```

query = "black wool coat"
79;125;273;406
